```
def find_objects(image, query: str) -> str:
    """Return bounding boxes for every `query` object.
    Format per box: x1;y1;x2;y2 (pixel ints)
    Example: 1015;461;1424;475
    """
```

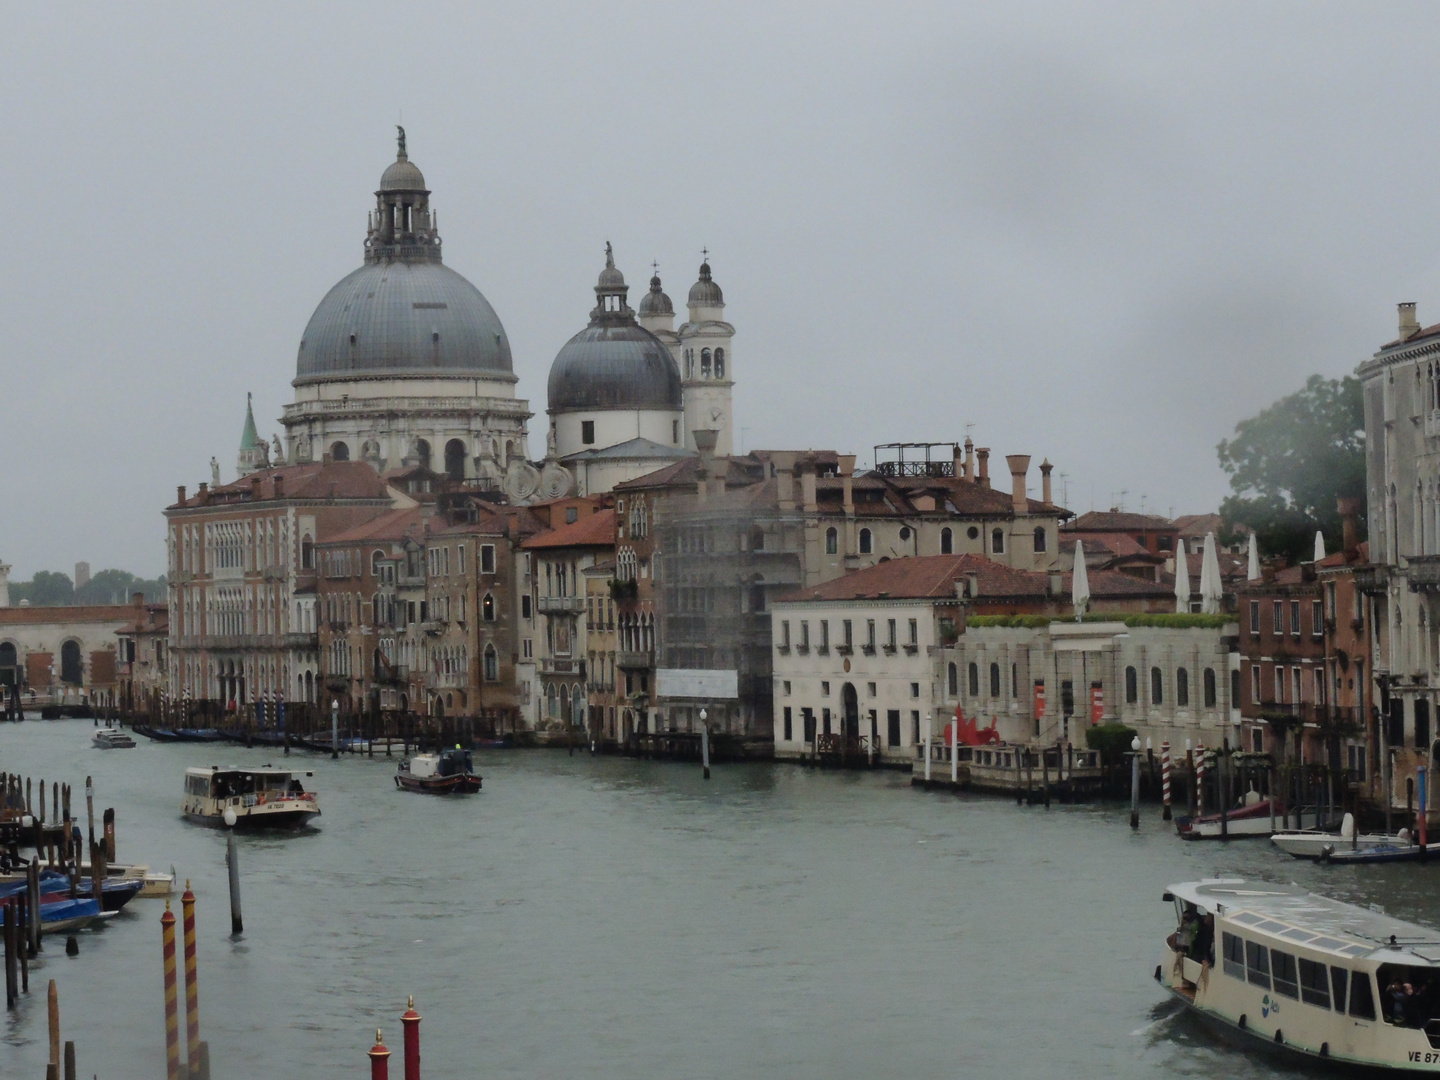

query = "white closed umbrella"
1072;540;1090;621
1174;539;1190;613
1201;532;1224;615
1314;530;1326;562
1247;531;1260;581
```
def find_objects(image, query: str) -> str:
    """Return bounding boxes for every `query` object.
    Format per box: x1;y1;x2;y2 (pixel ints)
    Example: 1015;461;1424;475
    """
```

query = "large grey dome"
295;260;513;384
548;324;681;412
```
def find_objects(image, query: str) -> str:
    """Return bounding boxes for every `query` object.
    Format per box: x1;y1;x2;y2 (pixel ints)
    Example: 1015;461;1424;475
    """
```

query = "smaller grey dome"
688;260;724;306
638;274;673;317
380;155;427;192
548;325;682;412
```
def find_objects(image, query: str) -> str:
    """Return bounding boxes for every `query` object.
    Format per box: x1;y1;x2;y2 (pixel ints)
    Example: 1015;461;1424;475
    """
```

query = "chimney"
952;444;963;479
197;482;210;505
274;473;285;500
800;456;818;513
132;591;145;608
1006;454;1031;516
963;438;974;482
839;454;856;515
1400;302;1420;339
250;476;262;500
693;429;719;501
1040;459;1053;505
966;570;980;599
176;485;187;504
1338;496;1361;556
772;451;797;511
976;448;990;488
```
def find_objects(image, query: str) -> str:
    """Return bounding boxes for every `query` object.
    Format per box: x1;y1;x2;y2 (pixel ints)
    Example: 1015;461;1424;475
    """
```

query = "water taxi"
1158;878;1440;1070
395;747;482;794
92;729;136;749
182;766;320;829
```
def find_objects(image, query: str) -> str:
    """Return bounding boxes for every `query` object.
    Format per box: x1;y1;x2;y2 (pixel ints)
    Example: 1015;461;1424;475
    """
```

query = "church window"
967;526;979;540
672;419;679;444
825;527;838;555
444;439;466;481
301;535;315;570
701;348;712;378
582;420;595;445
1033;526;1047;552
685;350;694;378
415;439;432;471
330;441;350;462
484;644;499;681
991;528;1005;554
859;528;873;555
940;527;953;554
714;348;725;378
483;593;495;621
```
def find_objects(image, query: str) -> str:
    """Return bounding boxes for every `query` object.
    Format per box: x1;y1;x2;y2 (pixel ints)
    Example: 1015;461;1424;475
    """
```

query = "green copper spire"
239;392;259;451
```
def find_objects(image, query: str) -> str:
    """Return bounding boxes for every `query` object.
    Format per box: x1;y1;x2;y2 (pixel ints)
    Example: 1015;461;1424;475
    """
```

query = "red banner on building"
1090;682;1103;724
1034;680;1046;721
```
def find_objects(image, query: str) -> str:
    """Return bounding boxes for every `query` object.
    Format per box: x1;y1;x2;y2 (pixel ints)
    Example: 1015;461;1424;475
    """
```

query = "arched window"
859;528;873;555
444;439;467;482
371;549;384;575
484;644;499;681
415;439;431;471
482;593;495;621
329;441;350;462
547;683;559;719
750;527;765;551
967;662;979;697
1150;667;1163;705
1176;668;1189;707
714;347;725;378
701;348;712;377
947;662;958;696
1125;666;1138;704
989;662;1001;698
749;582;766;612
685;350;694;378
825;527;838;555
1203;668;1217;708
60;640;83;685
1033;527;1047;552
940;527;953;554
301;535;314;569
991;528;1005;554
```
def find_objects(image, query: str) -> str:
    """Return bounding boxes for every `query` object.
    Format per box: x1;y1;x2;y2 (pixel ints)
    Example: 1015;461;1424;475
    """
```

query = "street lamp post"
331;699;340;760
699;708;710;780
1130;735;1141;830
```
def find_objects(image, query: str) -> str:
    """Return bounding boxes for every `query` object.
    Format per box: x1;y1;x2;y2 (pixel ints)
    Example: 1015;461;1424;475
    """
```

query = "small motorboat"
35;859;173;898
1320;840;1424;864
1272;813;1411;860
1176;795;1322;839
395;747;482;794
40;875;144;913
182;766;320;829
93;729;137;749
0;895;113;935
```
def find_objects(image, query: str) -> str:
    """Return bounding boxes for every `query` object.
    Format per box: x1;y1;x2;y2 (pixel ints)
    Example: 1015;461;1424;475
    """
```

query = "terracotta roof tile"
522;509;617;550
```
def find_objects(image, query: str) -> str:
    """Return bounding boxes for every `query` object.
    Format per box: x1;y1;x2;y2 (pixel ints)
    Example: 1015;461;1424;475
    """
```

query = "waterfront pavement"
0;718;1426;1079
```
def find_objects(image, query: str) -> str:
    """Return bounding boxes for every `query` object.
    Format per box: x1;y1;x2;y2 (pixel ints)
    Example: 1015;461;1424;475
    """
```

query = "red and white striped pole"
1195;743;1206;818
1161;741;1172;821
161;901;181;1080
401;996;420;1080
369;1028;392;1080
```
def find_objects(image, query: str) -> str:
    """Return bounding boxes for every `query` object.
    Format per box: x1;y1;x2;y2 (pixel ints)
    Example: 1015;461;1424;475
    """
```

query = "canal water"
1;720;1427;1079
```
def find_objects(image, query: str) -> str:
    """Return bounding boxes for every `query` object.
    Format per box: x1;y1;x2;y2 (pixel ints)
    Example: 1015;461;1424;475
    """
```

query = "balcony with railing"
537;595;586;614
618;649;654;670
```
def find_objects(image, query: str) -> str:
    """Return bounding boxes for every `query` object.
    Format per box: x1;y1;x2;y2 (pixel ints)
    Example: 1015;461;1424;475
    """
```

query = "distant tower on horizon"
236;392;268;476
74;562;91;590
677;256;734;456
0;561;10;608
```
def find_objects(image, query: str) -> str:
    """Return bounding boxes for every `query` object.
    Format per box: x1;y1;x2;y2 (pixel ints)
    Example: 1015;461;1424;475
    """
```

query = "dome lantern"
366;126;441;265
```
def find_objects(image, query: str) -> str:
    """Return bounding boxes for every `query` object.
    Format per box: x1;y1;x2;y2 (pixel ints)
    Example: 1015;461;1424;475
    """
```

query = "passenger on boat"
1387;978;1416;1026
1167;907;1200;956
1192;914;1215;967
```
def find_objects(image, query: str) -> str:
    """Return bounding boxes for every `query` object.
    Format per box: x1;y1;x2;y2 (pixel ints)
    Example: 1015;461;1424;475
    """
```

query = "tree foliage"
1216;374;1365;564
10;569;166;606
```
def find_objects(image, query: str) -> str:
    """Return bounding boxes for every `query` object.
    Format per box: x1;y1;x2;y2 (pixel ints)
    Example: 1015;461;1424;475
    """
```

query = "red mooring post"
369;1029;392;1080
401;995;421;1080
181;881;201;1076
161;902;181;1080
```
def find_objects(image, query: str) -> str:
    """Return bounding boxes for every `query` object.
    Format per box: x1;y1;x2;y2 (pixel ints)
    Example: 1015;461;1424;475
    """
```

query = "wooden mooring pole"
226;835;243;935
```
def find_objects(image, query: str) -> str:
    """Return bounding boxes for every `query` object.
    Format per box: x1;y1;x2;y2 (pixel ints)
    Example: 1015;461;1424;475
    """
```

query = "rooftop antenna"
1140;494;1148;514
1060;472;1070;508
964;421;976;442
1117;489;1129;513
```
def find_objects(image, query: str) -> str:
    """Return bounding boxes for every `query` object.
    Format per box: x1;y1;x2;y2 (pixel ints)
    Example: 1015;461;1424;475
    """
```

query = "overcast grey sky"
3;2;1436;578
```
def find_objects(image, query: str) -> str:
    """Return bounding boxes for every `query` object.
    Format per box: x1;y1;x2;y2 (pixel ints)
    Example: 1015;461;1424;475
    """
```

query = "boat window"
1342;944;1372;958
1349;970;1376;1020
1298;958;1331;1009
1222;932;1245;979
1246;940;1271;988
1232;912;1264;926
1271;950;1299;998
1312;937;1347;952
1330;966;1348;1013
1257;920;1288;934
1280;928;1314;942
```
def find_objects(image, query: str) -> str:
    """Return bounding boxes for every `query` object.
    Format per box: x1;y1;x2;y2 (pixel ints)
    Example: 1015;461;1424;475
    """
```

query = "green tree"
12;571;75;606
1216;374;1366;564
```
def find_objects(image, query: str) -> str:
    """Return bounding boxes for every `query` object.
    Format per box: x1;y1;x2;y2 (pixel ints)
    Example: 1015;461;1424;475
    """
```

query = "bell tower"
678;254;735;456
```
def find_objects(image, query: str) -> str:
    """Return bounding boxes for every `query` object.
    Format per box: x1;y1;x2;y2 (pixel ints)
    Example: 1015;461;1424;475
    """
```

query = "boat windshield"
1377;963;1440;1028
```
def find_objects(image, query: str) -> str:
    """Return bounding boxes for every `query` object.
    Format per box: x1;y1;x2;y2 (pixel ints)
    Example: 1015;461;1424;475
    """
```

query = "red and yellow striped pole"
369;1028;392;1080
181;880;200;1076
401;995;421;1080
161;901;181;1080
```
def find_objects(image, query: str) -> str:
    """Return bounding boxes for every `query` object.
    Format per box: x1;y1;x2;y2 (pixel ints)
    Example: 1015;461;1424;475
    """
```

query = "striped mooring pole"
1161;741;1172;821
182;881;201;1076
161;901;181;1080
369;1029;392;1080
1195;744;1206;818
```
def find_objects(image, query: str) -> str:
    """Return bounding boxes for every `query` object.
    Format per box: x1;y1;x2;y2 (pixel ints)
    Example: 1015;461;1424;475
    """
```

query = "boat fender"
1273;1029;1283;1045
1237;1014;1247;1030
1319;1042;1329;1058
1153;964;1162;982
